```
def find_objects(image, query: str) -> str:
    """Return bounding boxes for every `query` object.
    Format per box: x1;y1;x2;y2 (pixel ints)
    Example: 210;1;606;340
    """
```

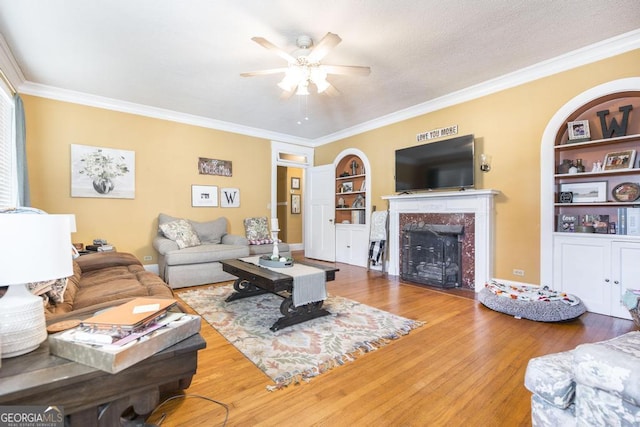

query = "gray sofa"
153;214;290;289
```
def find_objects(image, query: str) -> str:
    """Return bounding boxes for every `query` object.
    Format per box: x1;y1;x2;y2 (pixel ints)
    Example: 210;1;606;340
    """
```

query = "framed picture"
341;181;353;193
191;185;218;207
198;157;232;177
291;194;301;214
567;120;590;142
71;144;135;199
291;177;300;190
559;181;607;203
220;188;240;207
603;150;636;171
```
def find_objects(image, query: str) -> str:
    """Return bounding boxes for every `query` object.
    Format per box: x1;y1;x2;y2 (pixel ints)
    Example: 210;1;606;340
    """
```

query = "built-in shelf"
555;133;640;151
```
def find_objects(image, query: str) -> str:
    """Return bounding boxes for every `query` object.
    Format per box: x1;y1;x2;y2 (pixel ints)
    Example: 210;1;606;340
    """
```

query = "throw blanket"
241;256;327;307
485;280;580;306
622;290;640;310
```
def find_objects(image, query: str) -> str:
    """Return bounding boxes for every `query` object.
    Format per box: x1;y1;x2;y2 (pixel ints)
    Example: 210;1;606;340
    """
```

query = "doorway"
271;141;314;251
277;165;303;244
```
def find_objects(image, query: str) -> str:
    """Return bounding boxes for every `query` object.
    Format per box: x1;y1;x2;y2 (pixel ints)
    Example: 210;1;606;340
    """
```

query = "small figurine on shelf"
351;159;359;176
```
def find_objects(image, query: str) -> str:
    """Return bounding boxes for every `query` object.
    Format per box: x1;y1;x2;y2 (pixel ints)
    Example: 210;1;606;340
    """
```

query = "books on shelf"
351;210;366;225
615;207;640;236
627;207;640;236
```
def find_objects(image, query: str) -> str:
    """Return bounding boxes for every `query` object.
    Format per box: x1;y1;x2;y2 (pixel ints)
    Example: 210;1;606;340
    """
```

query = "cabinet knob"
604;279;610;283
329;219;334;223
614;280;619;285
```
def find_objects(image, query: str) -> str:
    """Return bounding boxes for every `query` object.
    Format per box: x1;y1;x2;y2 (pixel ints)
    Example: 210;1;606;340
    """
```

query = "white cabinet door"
335;226;351;263
554;235;634;319
553;235;610;315
335;224;368;267
610;241;640;320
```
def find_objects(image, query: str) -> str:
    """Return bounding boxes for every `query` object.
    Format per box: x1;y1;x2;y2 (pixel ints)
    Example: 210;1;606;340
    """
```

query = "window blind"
0;90;15;207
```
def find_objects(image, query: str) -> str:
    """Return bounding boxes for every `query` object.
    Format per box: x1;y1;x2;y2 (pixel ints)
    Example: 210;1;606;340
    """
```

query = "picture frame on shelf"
612;182;640;202
291;177;300;190
603;150;636;171
567;120;590;142
559;181;607;203
191;185;218;207
342;181;353;193
291;194;301;214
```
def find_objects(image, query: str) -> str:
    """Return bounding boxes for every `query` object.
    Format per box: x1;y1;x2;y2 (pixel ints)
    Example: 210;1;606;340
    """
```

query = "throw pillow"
244;217;271;245
47;277;69;304
159;219;201;249
191;217;227;244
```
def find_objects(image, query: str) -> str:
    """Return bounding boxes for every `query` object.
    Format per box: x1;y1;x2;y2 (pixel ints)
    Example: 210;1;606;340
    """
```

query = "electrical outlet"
143;256;152;261
513;269;525;276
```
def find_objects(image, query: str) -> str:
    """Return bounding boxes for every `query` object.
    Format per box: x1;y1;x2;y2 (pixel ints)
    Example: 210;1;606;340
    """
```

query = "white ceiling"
0;1;639;146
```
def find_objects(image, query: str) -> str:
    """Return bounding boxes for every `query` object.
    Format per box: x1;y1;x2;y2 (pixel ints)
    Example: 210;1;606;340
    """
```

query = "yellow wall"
23;49;640;283
23;96;272;263
315;49;640;284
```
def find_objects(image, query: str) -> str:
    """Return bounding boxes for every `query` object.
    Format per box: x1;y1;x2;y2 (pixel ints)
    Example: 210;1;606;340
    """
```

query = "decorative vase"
557;159;573;174
93;178;114;194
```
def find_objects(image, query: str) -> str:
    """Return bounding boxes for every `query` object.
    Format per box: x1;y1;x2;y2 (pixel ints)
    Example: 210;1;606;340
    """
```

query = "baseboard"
144;264;160;275
490;277;538;288
289;243;303;251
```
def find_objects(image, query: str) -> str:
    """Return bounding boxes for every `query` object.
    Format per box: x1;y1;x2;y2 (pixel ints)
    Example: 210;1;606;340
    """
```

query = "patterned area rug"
179;284;424;390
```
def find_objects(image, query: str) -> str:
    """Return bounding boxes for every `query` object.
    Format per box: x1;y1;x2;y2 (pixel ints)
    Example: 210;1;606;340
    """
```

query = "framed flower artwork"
71;144;135;199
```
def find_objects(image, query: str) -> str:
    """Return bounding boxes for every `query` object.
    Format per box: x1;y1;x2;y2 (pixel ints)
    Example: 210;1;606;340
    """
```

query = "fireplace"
382;190;498;292
401;223;464;288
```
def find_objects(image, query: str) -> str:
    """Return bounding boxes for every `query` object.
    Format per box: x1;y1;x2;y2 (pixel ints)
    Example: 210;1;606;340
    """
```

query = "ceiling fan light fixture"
296;82;310;96
242;32;370;98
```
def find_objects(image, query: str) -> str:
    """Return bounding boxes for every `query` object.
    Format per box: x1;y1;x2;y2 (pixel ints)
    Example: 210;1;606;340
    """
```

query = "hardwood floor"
148;259;636;427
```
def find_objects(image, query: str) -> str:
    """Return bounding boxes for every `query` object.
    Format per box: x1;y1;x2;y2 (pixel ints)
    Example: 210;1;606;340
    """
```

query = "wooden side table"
0;333;206;426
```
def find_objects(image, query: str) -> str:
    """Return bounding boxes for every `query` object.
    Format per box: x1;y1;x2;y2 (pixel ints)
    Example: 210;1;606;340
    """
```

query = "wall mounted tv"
395;134;475;192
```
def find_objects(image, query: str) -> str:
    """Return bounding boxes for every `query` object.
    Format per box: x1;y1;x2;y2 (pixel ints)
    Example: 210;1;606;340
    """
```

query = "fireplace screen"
401;223;464;288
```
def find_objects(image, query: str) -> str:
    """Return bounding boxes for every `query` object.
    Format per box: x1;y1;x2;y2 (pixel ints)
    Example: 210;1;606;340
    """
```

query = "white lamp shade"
0;214;73;285
0;214;73;358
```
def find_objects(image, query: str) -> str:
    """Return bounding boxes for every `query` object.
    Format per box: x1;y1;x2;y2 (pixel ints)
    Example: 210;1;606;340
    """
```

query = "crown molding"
311;29;640;147
0;33;25;96
2;29;638;147
17;81;314;146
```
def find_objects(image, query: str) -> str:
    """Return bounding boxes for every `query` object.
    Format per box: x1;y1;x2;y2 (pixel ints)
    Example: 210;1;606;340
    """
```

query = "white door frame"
271;141;314;250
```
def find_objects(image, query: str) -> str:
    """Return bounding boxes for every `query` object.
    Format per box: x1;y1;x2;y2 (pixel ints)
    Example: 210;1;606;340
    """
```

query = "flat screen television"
395;134;475;192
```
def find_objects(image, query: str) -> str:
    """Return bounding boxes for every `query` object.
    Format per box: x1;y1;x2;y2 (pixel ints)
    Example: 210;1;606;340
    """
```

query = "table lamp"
0;214;73;358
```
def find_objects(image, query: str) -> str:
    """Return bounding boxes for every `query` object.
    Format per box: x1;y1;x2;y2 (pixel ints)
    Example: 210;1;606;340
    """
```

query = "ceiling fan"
240;32;370;97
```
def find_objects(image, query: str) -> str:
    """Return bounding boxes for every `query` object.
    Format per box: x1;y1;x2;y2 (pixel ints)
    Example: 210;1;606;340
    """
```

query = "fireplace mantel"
382;189;499;292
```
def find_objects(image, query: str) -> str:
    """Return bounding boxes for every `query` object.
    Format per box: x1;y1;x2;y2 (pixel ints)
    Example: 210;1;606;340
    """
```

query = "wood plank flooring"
148;258;636;427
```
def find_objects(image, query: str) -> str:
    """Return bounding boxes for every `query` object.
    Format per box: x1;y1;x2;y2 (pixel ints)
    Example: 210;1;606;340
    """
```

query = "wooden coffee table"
220;258;339;331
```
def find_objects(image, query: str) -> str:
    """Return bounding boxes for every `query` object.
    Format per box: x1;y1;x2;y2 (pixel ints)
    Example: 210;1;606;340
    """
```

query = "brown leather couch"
46;251;175;322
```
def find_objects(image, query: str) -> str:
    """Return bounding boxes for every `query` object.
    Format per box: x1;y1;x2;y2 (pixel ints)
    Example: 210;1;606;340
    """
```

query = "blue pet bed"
478;281;586;322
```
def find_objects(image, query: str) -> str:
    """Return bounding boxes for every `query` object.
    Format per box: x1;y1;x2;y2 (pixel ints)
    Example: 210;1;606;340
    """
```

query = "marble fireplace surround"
382;190;499;292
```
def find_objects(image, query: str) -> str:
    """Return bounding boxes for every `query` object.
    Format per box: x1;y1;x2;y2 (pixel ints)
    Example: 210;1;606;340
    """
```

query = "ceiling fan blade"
323;83;340;97
251;37;296;63
279;89;295;100
240;68;288;77
307;32;342;62
321;64;371;76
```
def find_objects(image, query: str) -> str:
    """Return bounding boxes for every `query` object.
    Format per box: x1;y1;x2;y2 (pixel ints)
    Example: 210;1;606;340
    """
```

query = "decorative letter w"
597;105;633;138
